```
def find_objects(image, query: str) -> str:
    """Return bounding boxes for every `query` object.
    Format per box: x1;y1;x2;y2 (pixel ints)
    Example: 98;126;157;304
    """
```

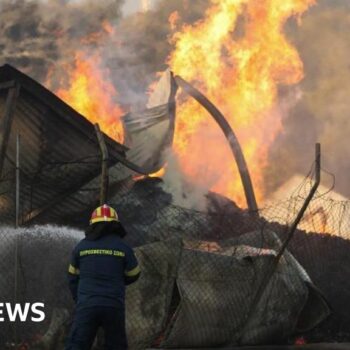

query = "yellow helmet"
90;204;119;225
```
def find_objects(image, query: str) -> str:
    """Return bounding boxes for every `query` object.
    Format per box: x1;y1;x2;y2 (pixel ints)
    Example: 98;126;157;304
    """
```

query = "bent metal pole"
174;75;258;214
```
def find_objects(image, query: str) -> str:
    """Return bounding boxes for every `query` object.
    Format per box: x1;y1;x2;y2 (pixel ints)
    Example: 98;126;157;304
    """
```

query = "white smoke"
160;148;210;211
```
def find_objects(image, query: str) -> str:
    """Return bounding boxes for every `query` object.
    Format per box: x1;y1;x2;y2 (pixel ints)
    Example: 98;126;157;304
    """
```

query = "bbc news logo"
0;303;45;322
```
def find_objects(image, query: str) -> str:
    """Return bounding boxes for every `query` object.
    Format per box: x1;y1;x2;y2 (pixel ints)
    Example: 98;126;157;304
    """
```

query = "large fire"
168;0;315;206
54;52;124;143
49;0;315;208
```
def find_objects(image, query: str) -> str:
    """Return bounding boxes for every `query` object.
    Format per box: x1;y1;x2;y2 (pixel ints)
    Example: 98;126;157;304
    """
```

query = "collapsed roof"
0;64;176;226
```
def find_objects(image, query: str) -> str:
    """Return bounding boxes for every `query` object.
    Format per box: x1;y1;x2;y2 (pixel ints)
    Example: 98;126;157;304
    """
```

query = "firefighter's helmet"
90;204;119;225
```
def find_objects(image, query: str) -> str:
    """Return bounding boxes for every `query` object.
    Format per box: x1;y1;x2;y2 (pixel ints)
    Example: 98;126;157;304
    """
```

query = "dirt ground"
149;343;350;350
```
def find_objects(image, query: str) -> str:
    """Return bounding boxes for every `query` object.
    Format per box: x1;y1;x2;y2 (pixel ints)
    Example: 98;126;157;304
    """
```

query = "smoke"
267;0;350;198
103;0;210;106
161;148;210;211
0;0;124;81
0;0;209;105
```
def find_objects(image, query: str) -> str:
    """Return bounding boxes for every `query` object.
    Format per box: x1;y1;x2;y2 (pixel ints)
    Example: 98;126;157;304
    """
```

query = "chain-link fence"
0;162;349;349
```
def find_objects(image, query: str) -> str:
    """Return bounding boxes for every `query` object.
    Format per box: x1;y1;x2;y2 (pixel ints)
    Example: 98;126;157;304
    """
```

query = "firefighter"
65;204;140;350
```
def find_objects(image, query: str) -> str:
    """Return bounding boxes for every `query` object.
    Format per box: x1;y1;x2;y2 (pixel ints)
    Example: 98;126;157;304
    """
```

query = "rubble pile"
3;177;350;349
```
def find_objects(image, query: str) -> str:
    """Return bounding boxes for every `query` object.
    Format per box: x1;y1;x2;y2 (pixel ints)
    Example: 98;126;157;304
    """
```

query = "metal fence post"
94;124;109;205
16;133;20;228
14;133;20;347
236;143;321;345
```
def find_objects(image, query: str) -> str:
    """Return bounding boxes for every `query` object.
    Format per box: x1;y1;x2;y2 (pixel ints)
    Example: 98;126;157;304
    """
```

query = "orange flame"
169;11;180;31
55;52;124;143
167;0;315;207
48;2;315;209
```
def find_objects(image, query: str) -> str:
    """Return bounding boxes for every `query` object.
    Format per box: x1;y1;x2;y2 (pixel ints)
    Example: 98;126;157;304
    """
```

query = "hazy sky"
122;0;156;15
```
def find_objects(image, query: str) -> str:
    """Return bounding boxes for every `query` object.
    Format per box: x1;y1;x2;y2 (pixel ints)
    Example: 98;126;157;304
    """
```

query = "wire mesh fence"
0;161;349;349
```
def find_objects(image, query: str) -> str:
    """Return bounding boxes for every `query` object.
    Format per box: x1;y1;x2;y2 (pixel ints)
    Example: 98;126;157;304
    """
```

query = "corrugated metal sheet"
122;69;177;174
0;64;128;225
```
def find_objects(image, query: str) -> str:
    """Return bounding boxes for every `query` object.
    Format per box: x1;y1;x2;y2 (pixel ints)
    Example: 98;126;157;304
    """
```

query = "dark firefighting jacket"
68;233;140;308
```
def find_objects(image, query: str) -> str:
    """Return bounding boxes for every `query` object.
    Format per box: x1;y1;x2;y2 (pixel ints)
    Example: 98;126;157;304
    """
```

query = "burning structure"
0;0;350;349
0;64;177;226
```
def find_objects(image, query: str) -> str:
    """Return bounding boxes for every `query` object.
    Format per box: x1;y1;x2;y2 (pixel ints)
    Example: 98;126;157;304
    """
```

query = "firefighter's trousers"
65;306;127;350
